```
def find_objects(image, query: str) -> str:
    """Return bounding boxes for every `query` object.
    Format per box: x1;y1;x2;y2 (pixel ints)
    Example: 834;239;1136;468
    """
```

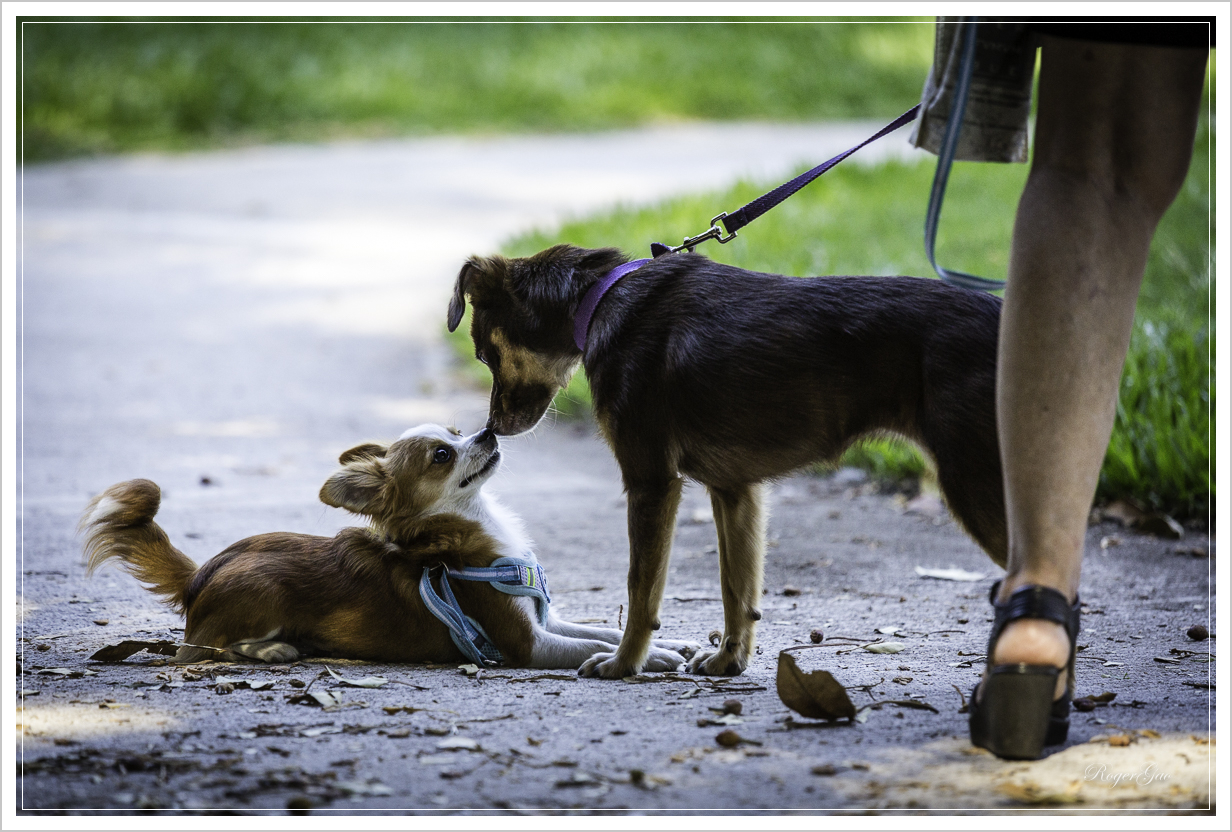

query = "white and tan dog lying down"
80;424;699;669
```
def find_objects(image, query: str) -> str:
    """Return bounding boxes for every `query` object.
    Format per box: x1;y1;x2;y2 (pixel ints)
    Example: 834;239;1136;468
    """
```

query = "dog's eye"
475;350;489;365
433;447;453;464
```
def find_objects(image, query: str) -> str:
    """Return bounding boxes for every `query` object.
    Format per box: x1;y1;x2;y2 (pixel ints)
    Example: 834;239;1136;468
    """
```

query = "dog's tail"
79;479;197;614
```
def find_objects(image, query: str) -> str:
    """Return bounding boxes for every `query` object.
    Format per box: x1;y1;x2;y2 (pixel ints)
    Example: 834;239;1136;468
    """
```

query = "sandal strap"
986;581;1081;659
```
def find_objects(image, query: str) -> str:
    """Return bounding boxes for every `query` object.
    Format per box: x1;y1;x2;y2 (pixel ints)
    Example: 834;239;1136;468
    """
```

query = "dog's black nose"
474;427;495;444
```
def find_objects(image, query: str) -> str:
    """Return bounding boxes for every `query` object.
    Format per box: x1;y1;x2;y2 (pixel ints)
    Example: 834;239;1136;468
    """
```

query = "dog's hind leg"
579;475;683;679
688;482;766;676
227;628;301;663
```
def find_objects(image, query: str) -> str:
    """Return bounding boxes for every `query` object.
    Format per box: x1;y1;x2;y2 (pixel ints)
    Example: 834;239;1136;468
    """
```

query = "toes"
644;649;685;671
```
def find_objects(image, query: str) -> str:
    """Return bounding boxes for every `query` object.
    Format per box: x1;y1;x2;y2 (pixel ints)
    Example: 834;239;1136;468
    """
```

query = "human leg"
978;36;1207;750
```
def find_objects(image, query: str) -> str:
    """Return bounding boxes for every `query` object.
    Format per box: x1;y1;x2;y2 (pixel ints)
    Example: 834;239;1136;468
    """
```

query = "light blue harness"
418;556;551;666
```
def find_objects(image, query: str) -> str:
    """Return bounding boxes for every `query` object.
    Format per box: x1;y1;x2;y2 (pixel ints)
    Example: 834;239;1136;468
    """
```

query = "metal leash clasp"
660;212;737;255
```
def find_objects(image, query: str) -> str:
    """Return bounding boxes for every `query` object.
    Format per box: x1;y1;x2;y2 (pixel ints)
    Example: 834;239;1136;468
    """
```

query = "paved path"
13;125;1215;815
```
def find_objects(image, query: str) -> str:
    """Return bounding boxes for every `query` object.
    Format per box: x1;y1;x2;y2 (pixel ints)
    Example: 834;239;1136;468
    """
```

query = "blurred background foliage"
20;18;1212;520
19;18;933;160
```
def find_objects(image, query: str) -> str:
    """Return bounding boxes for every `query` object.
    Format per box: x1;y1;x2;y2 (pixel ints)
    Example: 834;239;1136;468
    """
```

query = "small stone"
1187;625;1210;641
715;729;742;748
782;586;802;597
36;644;50;652
93;620;109;626
286;796;312;815
721;699;742;715
288;679;306;688
215;682;235;695
957;618;969;625
629;769;645;785
810;764;837;776
1073;697;1096;712
809;629;824;644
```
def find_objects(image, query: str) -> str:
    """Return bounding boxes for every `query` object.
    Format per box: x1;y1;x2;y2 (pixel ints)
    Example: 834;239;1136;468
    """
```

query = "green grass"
18;19;933;161
466;109;1212;519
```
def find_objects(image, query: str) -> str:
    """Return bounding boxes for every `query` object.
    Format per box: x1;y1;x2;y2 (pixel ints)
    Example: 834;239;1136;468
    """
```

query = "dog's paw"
231;640;300;664
652;639;702;661
642;648;686;672
578;651;642;679
687;647;748;677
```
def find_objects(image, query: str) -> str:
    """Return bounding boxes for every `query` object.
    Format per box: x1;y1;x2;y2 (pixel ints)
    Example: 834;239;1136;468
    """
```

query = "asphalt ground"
8;126;1219;820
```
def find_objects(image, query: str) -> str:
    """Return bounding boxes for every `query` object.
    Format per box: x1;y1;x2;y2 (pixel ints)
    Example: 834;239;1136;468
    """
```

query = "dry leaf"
88;640;179;662
435;737;480;751
326;666;388;688
775;651;856;721
997;781;1083;805
862;642;906;654
287;691;341;708
914;566;985;582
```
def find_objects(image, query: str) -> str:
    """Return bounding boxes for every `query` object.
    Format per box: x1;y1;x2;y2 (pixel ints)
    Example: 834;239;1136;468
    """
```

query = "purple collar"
572;258;652;351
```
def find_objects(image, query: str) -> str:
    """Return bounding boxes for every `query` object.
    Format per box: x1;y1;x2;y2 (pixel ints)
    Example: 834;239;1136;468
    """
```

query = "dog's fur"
80;424;697;669
448;245;1005;678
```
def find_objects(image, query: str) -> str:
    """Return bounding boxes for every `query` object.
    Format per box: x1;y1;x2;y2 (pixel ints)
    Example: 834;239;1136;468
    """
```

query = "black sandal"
968;581;1081;760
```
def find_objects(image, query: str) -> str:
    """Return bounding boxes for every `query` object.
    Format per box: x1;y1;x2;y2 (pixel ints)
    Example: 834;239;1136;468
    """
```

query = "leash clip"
658;212;737;256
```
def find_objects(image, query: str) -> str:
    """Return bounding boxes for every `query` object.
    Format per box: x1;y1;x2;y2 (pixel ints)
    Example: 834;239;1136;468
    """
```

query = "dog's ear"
320;457;387;514
338;442;387;465
448;256;508;332
506;246;629;312
447;261;475;333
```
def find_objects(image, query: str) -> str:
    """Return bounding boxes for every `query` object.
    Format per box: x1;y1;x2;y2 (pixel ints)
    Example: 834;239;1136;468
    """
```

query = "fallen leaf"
775;651;856;721
875;626;903;635
88;640;179;662
37;668;97;678
696;714;744;727
458;664;481;676
287;691;341;708
436;737;480;751
326;666;388;688
1133;512;1184;539
997;781;1084;805
715;729;760;747
1099;499;1145;526
862;642;906;654
914;566;984;582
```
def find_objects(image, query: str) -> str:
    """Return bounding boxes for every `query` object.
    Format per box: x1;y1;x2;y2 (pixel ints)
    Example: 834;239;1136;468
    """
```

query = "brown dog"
80;424;697;668
448;245;1005;678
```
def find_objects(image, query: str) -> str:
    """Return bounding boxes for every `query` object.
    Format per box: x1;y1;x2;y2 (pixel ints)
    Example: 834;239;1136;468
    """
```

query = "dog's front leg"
578;475;683;679
688;482;766;676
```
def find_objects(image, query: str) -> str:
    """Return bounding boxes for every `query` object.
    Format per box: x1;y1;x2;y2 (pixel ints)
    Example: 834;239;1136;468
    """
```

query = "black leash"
651;16;1001;293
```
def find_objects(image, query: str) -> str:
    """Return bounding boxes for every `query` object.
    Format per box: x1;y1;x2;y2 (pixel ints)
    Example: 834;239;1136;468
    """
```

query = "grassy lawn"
18;19;933;160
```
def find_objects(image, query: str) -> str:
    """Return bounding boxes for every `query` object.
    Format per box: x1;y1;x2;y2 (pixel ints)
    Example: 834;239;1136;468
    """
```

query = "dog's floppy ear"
448;257;507;332
447;261;475;333
338;442;387;465
320;457;387;515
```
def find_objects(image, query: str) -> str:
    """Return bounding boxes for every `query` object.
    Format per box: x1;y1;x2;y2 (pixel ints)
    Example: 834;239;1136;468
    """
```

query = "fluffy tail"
79;479;197;614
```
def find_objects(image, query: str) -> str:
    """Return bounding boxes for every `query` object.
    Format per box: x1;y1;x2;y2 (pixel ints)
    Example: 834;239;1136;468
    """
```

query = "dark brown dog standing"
449;245;1005;678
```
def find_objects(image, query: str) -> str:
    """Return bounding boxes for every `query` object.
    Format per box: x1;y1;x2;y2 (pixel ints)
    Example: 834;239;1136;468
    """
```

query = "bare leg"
992;37;1207;690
